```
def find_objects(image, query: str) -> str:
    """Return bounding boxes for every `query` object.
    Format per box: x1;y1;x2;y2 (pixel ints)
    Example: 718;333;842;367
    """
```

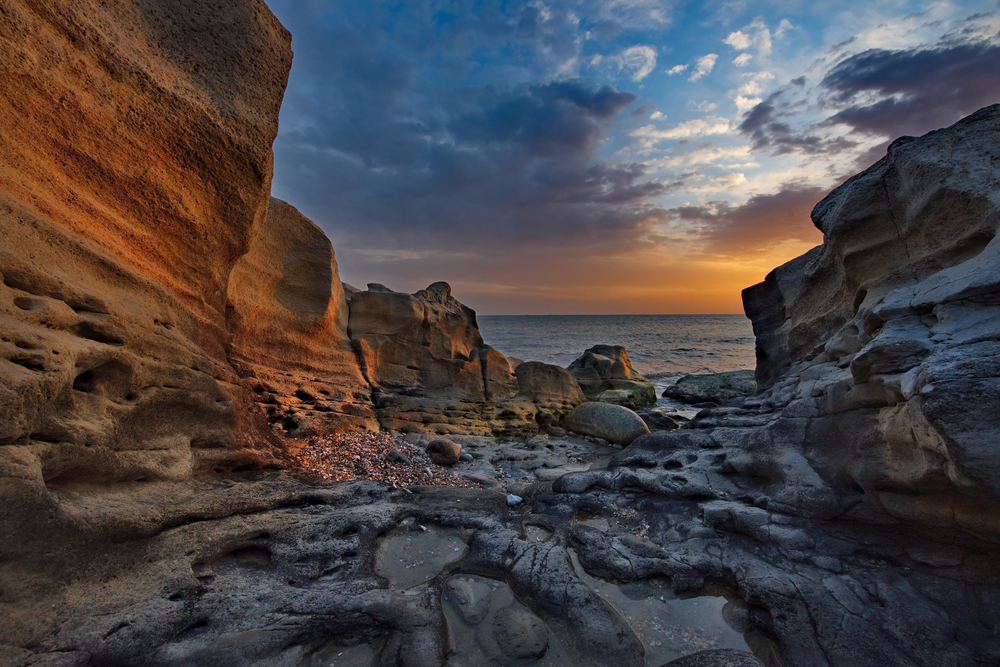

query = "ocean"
477;314;757;402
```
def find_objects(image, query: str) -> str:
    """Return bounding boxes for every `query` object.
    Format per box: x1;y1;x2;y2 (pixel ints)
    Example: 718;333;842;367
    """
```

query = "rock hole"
342;551;357;559
228;546;271;566
167;592;184;602
73;321;123;346
13;296;46;311
663;460;683;470
340;526;359;537
853;288;868;314
73;370;96;391
10;356;44;372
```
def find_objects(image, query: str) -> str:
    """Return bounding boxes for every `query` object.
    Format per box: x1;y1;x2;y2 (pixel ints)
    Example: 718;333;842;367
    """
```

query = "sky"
263;0;1000;315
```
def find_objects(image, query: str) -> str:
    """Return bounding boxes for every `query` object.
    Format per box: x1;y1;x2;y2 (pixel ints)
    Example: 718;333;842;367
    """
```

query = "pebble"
507;494;523;506
293;431;483;489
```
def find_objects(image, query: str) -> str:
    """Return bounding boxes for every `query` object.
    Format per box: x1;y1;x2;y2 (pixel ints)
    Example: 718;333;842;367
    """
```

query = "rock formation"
555;106;1000;666
0;0;294;484
347;282;583;435
740;104;1000;532
227;198;379;436
3;1;999;665
662;370;756;406
568;344;657;408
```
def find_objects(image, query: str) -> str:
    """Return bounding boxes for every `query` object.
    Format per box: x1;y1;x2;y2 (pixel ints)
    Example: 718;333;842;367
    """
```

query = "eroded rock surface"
0;0;294;485
227;198;378;436
740;105;1000;532
348;283;583;436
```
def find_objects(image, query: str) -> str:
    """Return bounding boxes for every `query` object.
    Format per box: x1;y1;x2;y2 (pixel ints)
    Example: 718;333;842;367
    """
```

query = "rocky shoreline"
2;3;999;667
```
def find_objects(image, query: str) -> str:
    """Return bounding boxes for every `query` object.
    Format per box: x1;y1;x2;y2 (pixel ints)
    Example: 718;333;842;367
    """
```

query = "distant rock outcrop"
567;345;656;408
348;283;582;435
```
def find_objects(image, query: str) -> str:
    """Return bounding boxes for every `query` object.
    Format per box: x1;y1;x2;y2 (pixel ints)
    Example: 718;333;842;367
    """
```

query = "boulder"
568;345;656;407
513;362;587;427
444;576;494;625
425;439;462;466
564;402;650;445
662;370;756;405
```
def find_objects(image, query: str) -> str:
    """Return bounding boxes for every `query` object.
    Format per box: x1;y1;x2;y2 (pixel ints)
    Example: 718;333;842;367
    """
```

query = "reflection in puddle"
443;575;575;667
375;524;468;589
311;641;375;667
569;549;751;666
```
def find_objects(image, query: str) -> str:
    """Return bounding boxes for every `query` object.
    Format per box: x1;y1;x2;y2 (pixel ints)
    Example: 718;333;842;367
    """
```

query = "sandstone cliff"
227;198;379;435
0;0;294;487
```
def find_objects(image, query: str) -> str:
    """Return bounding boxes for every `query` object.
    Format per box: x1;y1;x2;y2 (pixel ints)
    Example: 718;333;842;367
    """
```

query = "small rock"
492;607;549;660
425;439;462;466
507;494;523;506
459;452;474;462
546;426;567;437
385;448;412;465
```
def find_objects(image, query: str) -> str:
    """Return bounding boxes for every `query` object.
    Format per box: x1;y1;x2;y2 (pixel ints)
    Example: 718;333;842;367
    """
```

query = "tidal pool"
375;520;468;589
568;549;753;666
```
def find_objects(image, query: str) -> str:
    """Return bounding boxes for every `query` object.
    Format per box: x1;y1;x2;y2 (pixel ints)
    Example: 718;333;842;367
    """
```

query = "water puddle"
568;549;751;666
442;575;575;667
375;520;468;589
312;641;375;667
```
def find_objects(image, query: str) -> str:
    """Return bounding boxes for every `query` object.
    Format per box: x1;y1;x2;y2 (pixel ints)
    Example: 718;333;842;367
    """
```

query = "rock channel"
1;3;998;667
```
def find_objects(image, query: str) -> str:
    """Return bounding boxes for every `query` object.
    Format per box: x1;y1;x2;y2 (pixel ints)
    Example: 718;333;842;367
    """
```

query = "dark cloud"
789;76;806;86
821;41;1000;137
738;93;857;155
671;184;827;256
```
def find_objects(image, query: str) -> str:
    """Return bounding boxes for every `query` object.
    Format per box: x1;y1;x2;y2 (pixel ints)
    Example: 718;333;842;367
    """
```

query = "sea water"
477;315;756;397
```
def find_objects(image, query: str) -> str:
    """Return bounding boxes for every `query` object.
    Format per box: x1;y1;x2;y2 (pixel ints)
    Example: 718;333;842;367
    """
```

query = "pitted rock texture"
568;345;656;408
0;0;294;482
227;198;378;436
741;105;1000;534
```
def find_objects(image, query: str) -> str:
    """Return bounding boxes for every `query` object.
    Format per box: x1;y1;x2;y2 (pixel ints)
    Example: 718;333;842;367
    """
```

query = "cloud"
689;54;719;81
608;45;659;81
820;41;1000;138
733;53;752;67
666;64;688;75
738;93;858;156
685;172;749;194
648;145;756;169
671;184;827;255
633;117;733;142
724;20;772;56
650;111;667;120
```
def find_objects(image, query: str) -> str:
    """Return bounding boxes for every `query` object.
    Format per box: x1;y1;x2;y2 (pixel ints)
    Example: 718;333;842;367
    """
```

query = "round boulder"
492;607;549;660
563;402;650;445
425;439;461;466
